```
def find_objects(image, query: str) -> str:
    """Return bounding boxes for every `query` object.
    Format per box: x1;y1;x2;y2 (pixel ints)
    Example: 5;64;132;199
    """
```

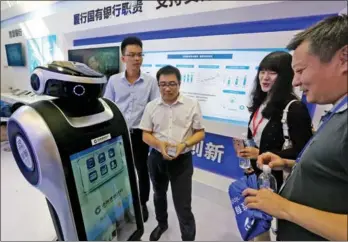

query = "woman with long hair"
238;51;313;191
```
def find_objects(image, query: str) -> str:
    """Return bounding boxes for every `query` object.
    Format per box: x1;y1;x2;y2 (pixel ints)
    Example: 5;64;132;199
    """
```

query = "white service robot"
7;61;144;241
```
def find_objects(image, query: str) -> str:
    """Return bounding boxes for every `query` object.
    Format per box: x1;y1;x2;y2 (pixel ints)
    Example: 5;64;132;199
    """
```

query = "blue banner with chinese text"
192;132;244;179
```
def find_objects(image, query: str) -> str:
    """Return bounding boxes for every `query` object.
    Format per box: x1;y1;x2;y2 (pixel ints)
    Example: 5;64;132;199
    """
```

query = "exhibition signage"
8;28;22;38
192;132;244;179
155;0;211;10
73;0;143;25
69;0;256;31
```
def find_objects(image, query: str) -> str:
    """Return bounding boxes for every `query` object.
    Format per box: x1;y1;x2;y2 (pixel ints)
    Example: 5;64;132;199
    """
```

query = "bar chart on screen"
142;48;286;126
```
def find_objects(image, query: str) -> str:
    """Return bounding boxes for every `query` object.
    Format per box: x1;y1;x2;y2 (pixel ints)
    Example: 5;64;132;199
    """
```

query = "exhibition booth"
1;1;346;241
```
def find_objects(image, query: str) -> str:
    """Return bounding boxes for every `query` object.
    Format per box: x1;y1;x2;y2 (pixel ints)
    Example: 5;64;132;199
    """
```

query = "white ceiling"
1;1;19;11
1;1;59;22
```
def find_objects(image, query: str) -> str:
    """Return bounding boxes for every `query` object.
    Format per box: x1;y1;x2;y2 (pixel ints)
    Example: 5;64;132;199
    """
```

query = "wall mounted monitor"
5;43;25;66
68;46;120;79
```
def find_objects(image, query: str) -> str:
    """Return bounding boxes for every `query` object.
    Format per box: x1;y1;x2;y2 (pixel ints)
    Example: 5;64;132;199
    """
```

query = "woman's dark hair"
248;51;296;119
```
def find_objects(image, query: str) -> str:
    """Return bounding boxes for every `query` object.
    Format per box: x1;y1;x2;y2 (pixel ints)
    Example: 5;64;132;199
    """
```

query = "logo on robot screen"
94;189;124;215
91;134;111;146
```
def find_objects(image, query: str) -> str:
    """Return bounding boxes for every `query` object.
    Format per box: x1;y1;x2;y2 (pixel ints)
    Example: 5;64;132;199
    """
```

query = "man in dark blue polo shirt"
243;14;348;241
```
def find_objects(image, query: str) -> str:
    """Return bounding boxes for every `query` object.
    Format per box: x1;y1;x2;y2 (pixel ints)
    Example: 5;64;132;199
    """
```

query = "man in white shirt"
103;36;159;222
139;65;205;241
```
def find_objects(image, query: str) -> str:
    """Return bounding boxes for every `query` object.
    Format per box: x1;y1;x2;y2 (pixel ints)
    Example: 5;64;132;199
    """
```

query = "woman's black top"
247;97;313;191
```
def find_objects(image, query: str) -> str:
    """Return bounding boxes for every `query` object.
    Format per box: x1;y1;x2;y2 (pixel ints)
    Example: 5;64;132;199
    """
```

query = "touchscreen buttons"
87;157;95;169
110;160;117;170
89;170;98;182
108;148;115;158
98;153;106;163
100;164;108;175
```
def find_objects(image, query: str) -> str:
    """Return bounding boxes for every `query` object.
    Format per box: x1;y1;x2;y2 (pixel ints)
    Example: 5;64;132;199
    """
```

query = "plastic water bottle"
245;139;256;148
238;139;255;169
258;165;277;192
239;157;251;169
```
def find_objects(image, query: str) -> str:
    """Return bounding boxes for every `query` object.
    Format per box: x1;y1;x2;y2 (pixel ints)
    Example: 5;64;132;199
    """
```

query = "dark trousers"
130;129;150;206
148;149;196;241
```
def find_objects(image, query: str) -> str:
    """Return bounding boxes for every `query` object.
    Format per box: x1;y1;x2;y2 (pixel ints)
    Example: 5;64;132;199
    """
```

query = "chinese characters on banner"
156;0;210;10
192;140;224;164
74;0;143;25
9;29;22;38
191;132;244;179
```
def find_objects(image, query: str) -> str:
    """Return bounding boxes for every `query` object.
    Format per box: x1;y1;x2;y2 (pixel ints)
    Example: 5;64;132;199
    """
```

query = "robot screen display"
70;136;136;241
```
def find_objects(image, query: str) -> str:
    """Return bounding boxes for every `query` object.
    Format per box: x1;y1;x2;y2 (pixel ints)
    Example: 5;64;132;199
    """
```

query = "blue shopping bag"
228;174;273;241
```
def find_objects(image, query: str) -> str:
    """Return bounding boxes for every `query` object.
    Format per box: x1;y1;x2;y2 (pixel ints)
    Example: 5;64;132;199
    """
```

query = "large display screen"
5;43;25;66
68;47;120;79
141;49;288;128
70;136;136;241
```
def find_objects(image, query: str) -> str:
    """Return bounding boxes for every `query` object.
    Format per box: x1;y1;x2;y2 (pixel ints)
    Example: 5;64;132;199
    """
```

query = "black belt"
129;128;142;134
151;148;192;158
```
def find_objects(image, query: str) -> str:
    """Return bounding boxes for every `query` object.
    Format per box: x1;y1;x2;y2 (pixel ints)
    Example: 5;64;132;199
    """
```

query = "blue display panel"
5;43;25;66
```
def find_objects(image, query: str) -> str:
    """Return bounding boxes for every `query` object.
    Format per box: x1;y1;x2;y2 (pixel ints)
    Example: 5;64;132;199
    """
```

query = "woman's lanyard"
295;95;348;163
252;108;264;137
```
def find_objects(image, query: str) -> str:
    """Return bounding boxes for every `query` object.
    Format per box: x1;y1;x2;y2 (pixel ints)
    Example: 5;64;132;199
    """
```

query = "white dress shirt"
139;94;205;154
103;71;159;129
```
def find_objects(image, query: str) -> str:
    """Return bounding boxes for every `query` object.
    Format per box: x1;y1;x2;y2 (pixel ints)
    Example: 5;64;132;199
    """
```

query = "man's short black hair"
156;65;181;84
286;14;348;62
121;36;143;55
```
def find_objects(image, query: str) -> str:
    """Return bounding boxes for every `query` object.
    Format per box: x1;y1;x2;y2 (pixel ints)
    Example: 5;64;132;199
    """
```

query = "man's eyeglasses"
158;82;178;88
124;53;144;58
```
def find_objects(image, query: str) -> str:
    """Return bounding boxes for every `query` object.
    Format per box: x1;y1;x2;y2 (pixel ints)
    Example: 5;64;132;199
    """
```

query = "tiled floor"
143;181;241;241
1;141;241;241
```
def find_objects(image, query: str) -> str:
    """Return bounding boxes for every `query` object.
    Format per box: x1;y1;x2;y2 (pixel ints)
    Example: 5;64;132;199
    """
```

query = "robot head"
30;61;107;99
